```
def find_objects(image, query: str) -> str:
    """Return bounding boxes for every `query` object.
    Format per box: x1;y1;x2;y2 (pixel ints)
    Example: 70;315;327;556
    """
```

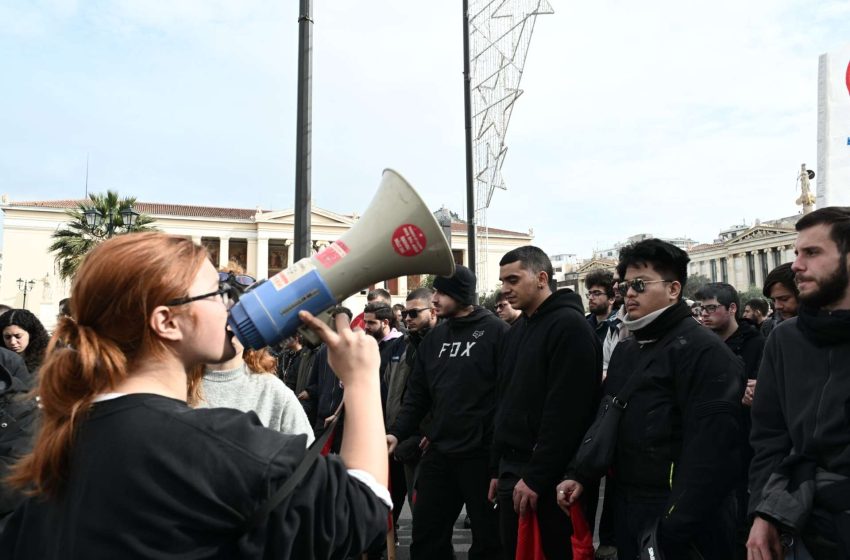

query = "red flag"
515;513;544;560
320;430;336;456
514;505;595;560
569;503;594;560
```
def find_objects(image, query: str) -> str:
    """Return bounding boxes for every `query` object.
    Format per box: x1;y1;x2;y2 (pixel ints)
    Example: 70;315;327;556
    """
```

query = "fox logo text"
438;342;476;358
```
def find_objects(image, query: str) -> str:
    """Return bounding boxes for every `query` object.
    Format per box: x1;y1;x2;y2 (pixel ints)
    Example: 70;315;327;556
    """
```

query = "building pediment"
576;258;617;274
725;225;796;246
254;208;356;227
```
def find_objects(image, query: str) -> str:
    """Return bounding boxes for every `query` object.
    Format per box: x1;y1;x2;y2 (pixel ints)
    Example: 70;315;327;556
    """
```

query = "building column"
247;238;258;278
218;237;230;268
784;245;795;265
257;236;269;280
736;252;745;286
285;239;294;267
754;250;765;289
397;275;408;298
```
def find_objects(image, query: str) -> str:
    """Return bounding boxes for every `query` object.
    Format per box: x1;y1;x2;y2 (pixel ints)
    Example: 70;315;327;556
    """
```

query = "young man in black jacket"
747;207;850;558
560;239;744;559
387;266;507;560
491;246;602;559
695;281;765;556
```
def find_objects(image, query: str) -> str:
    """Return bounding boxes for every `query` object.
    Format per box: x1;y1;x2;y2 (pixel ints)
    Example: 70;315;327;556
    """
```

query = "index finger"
332;311;352;335
299;310;339;346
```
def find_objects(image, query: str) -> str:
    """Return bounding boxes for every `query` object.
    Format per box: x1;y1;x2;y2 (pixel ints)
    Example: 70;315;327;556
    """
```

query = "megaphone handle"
297;309;336;348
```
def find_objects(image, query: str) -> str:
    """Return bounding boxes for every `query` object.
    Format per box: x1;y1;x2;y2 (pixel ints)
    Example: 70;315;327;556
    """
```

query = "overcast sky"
1;0;848;258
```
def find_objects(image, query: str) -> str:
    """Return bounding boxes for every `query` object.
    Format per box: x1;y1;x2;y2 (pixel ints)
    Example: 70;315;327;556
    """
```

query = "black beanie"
433;265;477;306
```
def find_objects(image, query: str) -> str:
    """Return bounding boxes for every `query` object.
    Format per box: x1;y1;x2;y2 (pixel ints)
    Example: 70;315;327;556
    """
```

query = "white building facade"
1;199;532;328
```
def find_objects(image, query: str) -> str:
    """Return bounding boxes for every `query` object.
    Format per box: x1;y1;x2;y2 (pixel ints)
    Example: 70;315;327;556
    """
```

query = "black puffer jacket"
602;304;744;545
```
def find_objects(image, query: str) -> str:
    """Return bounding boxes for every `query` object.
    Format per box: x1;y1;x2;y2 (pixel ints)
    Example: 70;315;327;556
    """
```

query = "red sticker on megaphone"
392;224;426;257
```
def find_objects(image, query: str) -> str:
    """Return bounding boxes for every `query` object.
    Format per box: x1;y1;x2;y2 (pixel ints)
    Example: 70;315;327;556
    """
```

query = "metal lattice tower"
468;0;552;292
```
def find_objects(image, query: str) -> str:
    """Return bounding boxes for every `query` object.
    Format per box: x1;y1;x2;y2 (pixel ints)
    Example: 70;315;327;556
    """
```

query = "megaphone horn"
227;169;457;350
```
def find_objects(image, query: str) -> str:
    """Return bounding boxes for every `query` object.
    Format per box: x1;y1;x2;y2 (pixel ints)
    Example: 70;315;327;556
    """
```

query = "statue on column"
796;163;816;215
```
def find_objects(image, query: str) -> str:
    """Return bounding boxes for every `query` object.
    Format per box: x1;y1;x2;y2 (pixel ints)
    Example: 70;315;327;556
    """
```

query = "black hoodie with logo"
388;307;508;458
492;289;602;495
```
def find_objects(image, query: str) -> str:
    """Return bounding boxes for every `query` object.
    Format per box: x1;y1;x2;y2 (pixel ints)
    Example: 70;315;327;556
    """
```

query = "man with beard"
491;246;601;559
387;267;506;559
384;288;437;526
585;269;617;340
747;207;850;559
742;298;770;329
559;239;744;559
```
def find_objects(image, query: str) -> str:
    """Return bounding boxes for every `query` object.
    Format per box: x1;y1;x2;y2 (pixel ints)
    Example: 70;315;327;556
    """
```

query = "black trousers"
497;472;573;560
410;450;501;560
389;459;408;526
613;489;736;560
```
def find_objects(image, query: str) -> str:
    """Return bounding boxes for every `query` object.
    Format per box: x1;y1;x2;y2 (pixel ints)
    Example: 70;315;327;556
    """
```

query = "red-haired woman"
2;232;389;559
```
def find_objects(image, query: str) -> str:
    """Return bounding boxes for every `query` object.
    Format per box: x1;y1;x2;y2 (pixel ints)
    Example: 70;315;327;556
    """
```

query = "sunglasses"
401;307;430;319
617;278;672;296
219;271;255;287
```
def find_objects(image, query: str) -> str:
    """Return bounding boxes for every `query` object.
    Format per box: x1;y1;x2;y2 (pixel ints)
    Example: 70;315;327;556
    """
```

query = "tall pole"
293;0;313;261
462;0;476;278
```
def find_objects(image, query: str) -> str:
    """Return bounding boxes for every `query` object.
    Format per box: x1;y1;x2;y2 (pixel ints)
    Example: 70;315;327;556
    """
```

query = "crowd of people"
0;206;847;559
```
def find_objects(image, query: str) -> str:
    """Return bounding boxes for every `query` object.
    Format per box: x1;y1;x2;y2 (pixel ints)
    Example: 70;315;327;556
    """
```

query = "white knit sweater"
198;363;315;446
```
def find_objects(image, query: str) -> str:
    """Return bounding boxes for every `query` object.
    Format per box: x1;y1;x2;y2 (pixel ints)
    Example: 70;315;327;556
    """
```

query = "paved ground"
392;503;470;560
384;477;617;560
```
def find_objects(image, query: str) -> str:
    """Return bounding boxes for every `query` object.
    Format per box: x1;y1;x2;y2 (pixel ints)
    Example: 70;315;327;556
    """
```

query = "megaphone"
228;169;456;350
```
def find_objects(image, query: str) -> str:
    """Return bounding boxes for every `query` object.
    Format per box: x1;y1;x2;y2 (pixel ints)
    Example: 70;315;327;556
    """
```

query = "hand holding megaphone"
227;169;456;350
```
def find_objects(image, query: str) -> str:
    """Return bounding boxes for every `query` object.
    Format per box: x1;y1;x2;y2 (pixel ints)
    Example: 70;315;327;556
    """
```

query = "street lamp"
16;278;35;309
82;205;140;236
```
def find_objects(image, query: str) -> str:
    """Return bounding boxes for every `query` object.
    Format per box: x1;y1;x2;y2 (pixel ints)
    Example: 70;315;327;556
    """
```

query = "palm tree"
49;190;157;281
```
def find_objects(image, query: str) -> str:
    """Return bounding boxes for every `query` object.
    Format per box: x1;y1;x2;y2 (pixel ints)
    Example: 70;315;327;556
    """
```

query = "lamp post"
16;278;35;309
82;205;141;237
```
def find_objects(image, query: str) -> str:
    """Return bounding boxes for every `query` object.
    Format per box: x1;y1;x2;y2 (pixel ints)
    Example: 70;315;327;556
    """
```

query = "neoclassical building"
1;198;532;328
686;217;799;291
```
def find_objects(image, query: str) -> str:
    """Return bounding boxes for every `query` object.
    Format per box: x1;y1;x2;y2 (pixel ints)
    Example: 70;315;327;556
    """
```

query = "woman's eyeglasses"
616;278;672;296
166;283;234;308
401;307;430;319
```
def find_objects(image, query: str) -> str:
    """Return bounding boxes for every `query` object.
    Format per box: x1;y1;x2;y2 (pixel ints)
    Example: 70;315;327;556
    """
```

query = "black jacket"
0;348;32;388
493;290;602;494
725;320;765;380
0;362;38;531
388;307;508;457
601;305;744;546
1;394;388;559
304;346;344;433
749;316;850;525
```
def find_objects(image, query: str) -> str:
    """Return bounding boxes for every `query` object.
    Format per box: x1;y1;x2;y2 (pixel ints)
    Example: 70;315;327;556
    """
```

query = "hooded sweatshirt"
492;289;602;494
388;307;508;457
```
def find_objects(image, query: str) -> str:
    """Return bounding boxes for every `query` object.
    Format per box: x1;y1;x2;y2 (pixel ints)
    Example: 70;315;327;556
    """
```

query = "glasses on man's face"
586;290;606;299
167;283;234;309
699;304;725;315
617;278;671;297
495;303;509;310
401;307;430;320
